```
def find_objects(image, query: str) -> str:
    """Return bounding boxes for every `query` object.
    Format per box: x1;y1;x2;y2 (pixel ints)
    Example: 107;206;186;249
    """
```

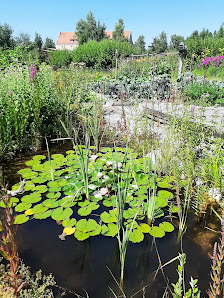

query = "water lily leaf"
149;226;165;238
124;220;138;229
46;192;61;199
51;154;65;159
170;205;179;213
155;197;168;208
101;223;118;237
18;168;32;175
123;208;136;219
74;230;89;241
32;177;47;184
159;222;174;232
47;181;60;188
42;198;58;208
48;187;61;192
25;209;34;215
51;207;73;221
14;214;29;224
100;210;117;223
34;210;52;219
63;227;76;235
33;155;46;161
26;160;40;167
89;224;101;236
0;201;6;208
76;219;97;232
78;206;92;216
157;190;173;199
62;218;76;227
138;223;151;233
32;204;48;214
21;193;42;204
15;202;32;212
24;181;35;191
66;150;75;154
22;171;38;179
129;229;144;243
33;185;48;193
58;179;69;187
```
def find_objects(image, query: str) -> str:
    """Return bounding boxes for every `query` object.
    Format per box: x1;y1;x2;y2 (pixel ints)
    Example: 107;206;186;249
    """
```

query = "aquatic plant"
10;146;175;244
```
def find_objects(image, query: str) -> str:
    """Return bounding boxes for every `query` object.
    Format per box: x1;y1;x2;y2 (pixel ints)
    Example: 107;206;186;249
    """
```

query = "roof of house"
56;32;78;45
56;31;132;45
105;31;131;40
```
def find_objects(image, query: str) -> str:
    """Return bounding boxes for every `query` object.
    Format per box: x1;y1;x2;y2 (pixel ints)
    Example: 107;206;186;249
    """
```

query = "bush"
48;50;72;68
72;39;133;69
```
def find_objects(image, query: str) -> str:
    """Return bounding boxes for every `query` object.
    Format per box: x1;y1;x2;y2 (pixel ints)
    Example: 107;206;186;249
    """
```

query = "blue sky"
0;0;223;47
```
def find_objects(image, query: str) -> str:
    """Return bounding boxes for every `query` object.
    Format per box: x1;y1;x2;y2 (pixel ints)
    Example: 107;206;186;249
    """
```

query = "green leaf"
157;190;173;199
46;192;61;199
159;222;174;232
15;202;32;212
101;223;118;237
74;230;89;241
21;193;42;204
138;223;151;233
88;224;101;236
149;226;165;238
14;214;29;224
78;206;92;216
51;207;73;221
32;204;48;214
129;229;144;243
62;218;77;227
100;210;117;223
34;210;52;219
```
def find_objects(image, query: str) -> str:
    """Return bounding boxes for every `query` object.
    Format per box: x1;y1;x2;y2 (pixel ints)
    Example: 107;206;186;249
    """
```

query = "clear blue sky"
0;0;223;47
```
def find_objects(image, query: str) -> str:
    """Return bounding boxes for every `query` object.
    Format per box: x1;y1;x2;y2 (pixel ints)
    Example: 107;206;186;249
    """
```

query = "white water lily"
90;154;98;162
100;187;108;196
106;161;113;166
88;184;97;190
94;192;102;199
97;172;103;179
117;162;122;169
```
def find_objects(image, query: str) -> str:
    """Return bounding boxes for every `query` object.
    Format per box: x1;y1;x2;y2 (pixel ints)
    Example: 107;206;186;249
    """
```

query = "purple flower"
191;105;195;115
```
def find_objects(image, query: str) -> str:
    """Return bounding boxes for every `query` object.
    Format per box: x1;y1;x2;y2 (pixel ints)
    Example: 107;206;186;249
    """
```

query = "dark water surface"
1;143;220;297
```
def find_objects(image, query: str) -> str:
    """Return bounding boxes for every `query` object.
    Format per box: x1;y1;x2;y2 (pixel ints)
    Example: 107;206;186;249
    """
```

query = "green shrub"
48;50;72;68
72;39;133;69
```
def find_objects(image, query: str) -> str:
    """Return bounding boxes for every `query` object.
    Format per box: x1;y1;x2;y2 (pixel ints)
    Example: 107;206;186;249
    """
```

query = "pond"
1;142;220;297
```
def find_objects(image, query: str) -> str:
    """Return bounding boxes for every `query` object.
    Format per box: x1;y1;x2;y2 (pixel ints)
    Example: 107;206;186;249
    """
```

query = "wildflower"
9;90;12;95
191;105;195;115
26;114;29;119
117;162;122;169
106;161;113;166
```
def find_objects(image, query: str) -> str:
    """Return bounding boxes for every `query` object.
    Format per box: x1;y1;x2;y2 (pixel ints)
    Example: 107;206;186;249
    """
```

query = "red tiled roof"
105;31;131;40
56;32;78;45
56;31;131;45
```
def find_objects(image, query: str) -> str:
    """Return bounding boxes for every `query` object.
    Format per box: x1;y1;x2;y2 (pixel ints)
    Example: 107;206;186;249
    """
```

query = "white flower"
97;172;103;179
94;192;102;199
88;184;96;190
100;187;108;196
90;154;98;162
106;161;113;166
208;188;222;202
117;162;122;169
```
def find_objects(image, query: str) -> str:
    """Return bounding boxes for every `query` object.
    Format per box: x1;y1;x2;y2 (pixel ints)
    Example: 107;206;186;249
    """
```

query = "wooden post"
115;49;118;80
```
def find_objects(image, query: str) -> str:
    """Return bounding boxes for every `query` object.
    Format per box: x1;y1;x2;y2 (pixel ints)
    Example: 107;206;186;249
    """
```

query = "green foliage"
133;35;146;54
48;50;72;67
75;11;106;45
0;23;15;49
34;32;43;50
112;19;127;42
170;34;184;51
44;37;55;49
150;31;168;54
72;39;133;68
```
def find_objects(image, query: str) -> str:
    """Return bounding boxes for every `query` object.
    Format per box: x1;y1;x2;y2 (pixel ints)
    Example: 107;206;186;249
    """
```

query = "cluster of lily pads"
5;147;177;242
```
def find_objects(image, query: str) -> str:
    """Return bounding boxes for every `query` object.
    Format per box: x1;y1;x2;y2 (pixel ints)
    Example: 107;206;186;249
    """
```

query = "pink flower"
100;187;108;196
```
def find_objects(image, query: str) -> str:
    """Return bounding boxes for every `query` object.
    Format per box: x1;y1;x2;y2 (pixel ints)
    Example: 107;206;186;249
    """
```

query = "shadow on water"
1;141;221;297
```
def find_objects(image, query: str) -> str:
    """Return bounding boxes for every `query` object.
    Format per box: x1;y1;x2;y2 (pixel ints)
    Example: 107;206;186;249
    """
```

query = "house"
56;31;133;50
56;32;79;50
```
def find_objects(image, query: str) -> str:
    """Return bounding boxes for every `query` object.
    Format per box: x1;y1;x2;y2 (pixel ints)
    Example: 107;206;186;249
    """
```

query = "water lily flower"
117;162;122;169
97;172;103;179
106;161;113;166
90;154;98;162
100;187;108;196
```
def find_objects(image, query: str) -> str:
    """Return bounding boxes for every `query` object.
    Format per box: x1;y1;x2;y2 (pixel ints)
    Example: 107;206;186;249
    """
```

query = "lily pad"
159;222;174;232
149;226;165;238
129;229;144;243
14;214;29;224
34;210;52;219
101;223;118;237
138;223;151;233
15;202;32;212
51;207;73;221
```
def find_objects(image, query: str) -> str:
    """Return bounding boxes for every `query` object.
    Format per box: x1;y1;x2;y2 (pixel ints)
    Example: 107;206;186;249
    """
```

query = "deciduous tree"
134;35;146;54
0;23;15;48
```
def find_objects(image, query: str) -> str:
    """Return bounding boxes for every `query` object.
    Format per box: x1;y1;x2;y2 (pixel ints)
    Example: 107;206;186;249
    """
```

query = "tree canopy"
75;11;106;45
112;19;127;42
0;23;15;48
134;35;146;54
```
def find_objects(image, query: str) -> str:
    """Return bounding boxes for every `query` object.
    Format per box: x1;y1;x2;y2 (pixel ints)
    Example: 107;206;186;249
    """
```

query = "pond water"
1;143;220;297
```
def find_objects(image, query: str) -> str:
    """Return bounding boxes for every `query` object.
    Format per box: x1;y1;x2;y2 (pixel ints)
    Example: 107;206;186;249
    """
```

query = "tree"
134;35;146;54
217;26;224;38
190;30;199;39
75;11;106;45
112;19;126;42
0;23;15;48
170;34;184;51
44;37;55;48
15;32;32;47
34;32;43;50
151;31;168;53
